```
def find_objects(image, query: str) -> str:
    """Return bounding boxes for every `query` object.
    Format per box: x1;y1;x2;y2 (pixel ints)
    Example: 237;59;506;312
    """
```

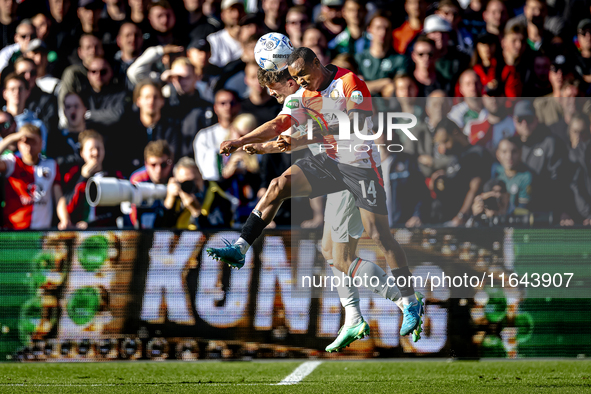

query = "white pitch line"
274;361;322;385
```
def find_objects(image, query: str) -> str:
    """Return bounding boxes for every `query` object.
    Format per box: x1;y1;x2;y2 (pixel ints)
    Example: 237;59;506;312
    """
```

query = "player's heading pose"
208;47;424;340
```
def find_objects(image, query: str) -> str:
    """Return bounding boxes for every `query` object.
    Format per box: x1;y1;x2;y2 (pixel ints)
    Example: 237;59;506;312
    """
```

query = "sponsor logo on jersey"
286;99;299;109
351;90;364;105
330;89;340;100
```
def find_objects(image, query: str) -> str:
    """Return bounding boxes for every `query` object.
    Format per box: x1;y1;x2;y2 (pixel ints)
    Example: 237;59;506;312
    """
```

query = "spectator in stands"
393;0;426;55
113;22;144;89
0;19;36;73
377;132;430;228
423;15;470;92
194;89;240;182
114;80;180;177
46;92;87;167
285;5;309;48
465;96;516;154
0;0;18;48
575;19;591;88
163;156;235;229
145;0;178;47
490;136;533;214
412;91;453;177
23;39;60;95
331;52;359;74
75;0;103;39
46;0;79;75
183;0;220;42
241;62;281;125
261;0;288;33
129;139;174;228
471;33;522;97
186;38;220;103
14;57;59;136
412;36;450;96
355;11;406;96
222;113;260;224
567;112;591;150
501;23;527;80
302;26;331;65
0;110;16;154
161;57;214;158
64;129;121;228
512;100;569;215
0;124;71;230
448;69;483;128
567;113;591;225
435;0;473;56
215;35;258;99
129;0;149;28
2;73;48;152
535;71;583;141
469;179;512;226
506;0;564;42
59;34;104;119
207;0;245;67
482;0;508;37
126;43;184;87
316;0;345;42
430;118;493;226
238;13;268;46
83;57;130;128
328;0;368;57
523;53;553;98
31;13;51;43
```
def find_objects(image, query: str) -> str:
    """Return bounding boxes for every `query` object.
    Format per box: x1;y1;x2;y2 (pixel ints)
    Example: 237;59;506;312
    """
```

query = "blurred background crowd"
0;0;590;230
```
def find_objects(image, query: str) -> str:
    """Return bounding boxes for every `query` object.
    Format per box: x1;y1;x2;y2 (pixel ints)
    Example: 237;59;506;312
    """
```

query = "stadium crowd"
0;0;590;230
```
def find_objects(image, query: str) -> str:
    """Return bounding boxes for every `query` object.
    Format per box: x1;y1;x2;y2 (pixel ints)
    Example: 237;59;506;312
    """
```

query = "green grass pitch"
0;360;590;393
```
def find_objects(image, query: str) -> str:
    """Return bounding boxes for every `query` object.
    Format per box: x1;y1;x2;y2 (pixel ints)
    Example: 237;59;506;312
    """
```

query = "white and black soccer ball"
254;32;294;72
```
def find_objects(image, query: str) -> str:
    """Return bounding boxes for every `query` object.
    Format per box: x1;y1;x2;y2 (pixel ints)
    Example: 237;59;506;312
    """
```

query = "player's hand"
277;135;291;152
472;196;484;215
244;143;265;155
560;213;574;227
220;140;242;156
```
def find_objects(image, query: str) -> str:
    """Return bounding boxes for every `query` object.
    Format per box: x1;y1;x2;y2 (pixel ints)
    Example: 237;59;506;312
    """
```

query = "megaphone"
86;177;168;207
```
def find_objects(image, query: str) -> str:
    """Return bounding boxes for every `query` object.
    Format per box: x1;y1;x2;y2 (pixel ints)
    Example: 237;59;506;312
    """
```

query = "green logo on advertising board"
79;235;109;272
67;287;101;326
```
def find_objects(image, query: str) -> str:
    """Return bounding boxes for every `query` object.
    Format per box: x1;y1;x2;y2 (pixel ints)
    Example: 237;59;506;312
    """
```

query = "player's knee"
267;176;289;201
321;240;332;260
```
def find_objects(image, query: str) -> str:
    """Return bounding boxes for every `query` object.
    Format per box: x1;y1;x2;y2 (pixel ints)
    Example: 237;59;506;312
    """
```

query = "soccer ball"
254;32;294;72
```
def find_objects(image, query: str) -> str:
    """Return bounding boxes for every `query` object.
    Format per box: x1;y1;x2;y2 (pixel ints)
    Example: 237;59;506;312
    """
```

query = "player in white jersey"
208;48;424;342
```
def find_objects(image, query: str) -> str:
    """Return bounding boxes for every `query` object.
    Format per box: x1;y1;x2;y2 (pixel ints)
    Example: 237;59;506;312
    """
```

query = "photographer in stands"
162;157;234;229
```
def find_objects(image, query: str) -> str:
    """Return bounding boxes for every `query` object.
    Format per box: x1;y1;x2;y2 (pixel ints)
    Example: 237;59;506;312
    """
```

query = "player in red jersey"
208;47;424;340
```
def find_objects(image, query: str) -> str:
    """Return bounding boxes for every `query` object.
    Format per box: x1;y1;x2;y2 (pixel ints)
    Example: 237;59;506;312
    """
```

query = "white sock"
329;261;362;327
235;237;250;254
348;257;401;303
402;295;417;305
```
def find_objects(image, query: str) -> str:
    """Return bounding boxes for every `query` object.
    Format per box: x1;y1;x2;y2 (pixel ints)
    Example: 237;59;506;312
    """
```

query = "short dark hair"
368;11;393;29
499;135;523;150
257;68;293;87
133;79;163;103
148;0;172;11
4;72;28;90
287;47;317;68
79;129;104;148
145;140;172;161
214;88;239;103
414;35;436;49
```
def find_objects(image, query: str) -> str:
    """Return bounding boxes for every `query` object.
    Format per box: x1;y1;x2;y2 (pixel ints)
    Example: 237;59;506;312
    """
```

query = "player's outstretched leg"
321;229;367;353
206;166;311;268
359;209;424;339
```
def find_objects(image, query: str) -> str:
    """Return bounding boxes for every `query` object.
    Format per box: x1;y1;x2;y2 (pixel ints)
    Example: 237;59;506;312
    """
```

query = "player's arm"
220;114;292;155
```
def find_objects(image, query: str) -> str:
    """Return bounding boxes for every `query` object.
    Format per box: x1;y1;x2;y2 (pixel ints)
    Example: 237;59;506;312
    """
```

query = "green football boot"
325;319;370;353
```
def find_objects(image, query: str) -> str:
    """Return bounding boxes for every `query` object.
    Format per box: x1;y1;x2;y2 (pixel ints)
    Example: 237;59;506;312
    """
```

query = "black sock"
240;213;267;245
391;266;415;297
